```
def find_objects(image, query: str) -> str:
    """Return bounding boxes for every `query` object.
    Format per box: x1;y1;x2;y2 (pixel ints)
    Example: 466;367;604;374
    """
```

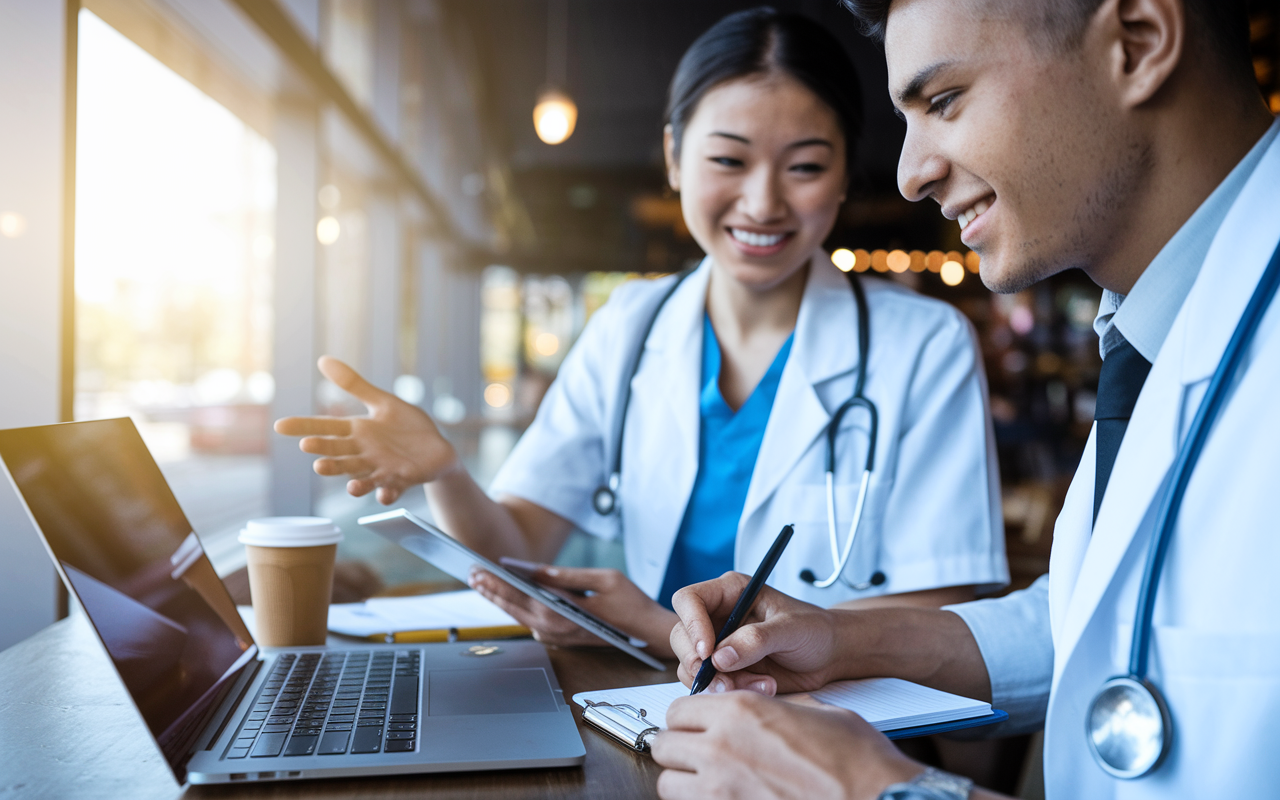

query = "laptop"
0;418;585;785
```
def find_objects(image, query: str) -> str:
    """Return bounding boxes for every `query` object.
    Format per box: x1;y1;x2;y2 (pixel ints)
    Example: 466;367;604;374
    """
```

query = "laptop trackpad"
428;668;558;716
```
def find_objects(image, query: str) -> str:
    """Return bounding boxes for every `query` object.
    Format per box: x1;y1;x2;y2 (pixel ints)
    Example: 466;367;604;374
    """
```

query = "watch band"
878;766;973;800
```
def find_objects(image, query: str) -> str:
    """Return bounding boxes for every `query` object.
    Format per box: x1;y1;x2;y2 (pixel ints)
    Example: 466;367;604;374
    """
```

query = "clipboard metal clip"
582;700;660;753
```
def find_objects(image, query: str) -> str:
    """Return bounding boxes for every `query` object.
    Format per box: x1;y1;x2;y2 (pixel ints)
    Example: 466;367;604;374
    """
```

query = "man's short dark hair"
840;0;1253;80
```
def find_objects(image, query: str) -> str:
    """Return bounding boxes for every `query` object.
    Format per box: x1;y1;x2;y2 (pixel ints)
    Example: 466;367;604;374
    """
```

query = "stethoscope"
591;262;886;592
1086;235;1280;780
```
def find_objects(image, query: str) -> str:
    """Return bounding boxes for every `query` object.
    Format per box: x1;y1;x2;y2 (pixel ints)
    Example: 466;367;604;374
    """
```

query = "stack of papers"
328;589;519;637
572;677;992;733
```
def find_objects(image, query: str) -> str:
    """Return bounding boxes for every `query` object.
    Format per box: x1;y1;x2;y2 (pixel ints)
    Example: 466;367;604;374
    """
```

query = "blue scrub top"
657;316;795;608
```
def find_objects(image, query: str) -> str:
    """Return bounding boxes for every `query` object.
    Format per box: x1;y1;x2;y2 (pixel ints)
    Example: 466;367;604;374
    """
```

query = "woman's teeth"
957;198;991;231
730;228;787;247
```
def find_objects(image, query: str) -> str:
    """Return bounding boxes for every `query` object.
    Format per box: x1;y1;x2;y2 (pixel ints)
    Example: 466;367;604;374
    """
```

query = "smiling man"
653;0;1279;798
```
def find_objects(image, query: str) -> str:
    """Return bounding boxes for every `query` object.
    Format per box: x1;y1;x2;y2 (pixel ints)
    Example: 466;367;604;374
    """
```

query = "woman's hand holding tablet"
469;562;680;659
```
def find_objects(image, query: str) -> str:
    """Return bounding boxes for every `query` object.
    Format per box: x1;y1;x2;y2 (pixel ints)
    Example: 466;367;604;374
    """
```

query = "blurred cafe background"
3;0;1280;733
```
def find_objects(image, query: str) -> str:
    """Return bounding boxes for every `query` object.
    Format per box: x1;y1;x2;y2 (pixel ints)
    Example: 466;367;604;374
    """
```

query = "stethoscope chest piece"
1086;675;1171;780
592;473;620;516
592;486;616;516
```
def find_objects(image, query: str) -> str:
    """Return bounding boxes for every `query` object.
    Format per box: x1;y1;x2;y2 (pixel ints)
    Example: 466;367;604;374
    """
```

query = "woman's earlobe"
663;124;681;192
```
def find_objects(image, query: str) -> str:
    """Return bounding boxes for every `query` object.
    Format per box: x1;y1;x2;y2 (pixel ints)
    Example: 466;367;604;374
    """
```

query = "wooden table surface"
0;614;676;799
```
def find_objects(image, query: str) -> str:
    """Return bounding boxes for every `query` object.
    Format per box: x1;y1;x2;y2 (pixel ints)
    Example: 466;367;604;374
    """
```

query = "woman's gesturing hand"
274;356;459;505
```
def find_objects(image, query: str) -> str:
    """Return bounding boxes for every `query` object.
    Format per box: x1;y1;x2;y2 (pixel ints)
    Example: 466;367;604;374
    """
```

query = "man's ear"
1099;0;1185;108
663;124;681;192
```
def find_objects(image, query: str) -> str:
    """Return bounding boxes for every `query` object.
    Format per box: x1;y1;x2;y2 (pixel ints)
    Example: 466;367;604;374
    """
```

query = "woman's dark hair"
665;7;864;170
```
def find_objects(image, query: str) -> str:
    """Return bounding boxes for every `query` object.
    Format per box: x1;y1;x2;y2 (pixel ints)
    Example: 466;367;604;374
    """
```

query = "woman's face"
666;72;848;292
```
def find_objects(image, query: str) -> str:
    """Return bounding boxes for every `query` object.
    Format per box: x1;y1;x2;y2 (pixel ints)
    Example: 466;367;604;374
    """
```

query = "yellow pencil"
365;625;531;644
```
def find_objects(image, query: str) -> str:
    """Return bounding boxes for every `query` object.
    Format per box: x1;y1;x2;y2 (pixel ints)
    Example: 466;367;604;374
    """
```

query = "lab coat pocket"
1133;626;1280;797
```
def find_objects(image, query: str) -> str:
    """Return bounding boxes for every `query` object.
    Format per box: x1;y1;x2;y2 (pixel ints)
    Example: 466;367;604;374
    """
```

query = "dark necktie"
1093;335;1153;525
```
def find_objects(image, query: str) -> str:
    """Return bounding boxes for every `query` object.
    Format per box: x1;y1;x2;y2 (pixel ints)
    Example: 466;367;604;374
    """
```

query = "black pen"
689;524;794;696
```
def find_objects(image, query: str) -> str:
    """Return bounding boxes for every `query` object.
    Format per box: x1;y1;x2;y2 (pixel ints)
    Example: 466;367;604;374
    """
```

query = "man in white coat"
653;0;1279;798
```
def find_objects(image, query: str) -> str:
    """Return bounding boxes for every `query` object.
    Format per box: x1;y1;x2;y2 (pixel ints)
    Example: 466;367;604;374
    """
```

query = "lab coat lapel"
1055;121;1280;668
631;258;708;499
739;258;859;528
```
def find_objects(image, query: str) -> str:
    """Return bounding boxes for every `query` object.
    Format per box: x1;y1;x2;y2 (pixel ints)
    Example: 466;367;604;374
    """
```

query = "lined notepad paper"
572;678;991;732
327;590;518;637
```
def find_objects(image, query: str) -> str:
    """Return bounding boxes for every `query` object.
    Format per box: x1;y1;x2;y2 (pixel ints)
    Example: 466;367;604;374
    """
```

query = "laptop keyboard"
223;650;421;760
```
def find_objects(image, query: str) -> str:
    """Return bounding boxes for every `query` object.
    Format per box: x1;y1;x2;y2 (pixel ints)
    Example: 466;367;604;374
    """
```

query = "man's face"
886;0;1148;293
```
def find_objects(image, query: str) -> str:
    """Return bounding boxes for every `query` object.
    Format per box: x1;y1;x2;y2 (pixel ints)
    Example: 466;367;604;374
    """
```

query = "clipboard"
581;700;661;753
574;680;1010;753
579;699;1008;751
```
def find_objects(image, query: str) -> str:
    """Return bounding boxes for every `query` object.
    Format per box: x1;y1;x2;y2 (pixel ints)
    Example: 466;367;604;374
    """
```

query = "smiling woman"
275;6;1008;658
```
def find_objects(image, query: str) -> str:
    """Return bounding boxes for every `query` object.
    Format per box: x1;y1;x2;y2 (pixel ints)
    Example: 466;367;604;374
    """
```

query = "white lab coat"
491;255;1007;605
950;120;1280;797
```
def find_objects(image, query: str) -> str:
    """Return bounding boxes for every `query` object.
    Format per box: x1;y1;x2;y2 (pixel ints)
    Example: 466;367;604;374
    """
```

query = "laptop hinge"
191;656;265;754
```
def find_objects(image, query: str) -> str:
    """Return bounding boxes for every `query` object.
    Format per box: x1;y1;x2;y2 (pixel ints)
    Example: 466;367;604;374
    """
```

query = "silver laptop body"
0;418;585;785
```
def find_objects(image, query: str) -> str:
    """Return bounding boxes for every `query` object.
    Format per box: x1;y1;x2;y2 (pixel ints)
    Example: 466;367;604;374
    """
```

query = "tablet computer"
359;508;666;670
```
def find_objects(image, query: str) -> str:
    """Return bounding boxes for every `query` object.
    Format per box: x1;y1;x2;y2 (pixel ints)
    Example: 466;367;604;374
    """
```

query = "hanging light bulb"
533;88;577;145
533;0;575;145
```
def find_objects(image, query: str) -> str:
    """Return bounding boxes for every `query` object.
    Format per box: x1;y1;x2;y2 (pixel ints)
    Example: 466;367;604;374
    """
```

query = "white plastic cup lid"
239;516;343;548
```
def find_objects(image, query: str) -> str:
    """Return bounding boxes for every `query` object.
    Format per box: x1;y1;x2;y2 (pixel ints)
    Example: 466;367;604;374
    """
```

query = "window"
74;11;276;574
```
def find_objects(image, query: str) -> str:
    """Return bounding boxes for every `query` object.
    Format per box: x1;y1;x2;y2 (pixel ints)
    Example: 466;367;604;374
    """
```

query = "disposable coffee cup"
239;517;343;647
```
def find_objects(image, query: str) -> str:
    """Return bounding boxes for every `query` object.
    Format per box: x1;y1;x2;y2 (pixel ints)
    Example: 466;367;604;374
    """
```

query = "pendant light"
533;0;576;145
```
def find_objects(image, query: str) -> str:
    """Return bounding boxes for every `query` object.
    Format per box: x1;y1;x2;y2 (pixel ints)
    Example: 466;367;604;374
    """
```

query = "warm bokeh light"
0;212;27;238
831;248;856;272
844;247;977;281
534;331;561;356
317;216;341;245
484;382;512;408
941;260;965;286
533;89;578;145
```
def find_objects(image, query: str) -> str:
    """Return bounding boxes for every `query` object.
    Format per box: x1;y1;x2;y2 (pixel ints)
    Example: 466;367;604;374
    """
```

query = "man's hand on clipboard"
469;562;679;659
651;690;922;800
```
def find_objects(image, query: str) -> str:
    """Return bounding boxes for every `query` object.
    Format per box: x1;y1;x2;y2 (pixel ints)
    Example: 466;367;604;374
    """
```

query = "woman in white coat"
276;8;1007;657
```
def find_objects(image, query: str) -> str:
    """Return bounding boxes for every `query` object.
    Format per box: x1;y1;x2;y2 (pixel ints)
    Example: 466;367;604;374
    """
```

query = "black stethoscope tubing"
591;263;883;591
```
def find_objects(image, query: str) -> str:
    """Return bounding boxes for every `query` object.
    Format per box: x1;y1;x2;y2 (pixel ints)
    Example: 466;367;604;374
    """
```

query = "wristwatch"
878;766;973;800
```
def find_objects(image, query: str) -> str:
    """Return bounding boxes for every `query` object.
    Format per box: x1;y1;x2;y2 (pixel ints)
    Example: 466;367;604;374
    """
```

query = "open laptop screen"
0;418;256;778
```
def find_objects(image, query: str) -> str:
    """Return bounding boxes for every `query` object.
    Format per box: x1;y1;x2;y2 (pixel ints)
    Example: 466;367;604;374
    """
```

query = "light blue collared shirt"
1094;119;1280;361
